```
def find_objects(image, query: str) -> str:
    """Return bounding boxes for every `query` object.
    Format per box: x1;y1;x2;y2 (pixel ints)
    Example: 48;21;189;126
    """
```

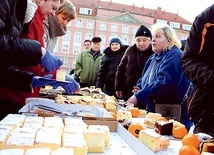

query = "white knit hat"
24;0;38;23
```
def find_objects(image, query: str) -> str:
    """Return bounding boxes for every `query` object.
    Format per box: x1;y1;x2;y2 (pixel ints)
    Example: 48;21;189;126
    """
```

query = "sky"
110;0;213;23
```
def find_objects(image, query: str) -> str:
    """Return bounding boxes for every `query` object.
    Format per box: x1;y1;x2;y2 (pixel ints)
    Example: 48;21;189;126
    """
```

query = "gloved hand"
61;75;80;94
40;49;63;72
31;75;80;94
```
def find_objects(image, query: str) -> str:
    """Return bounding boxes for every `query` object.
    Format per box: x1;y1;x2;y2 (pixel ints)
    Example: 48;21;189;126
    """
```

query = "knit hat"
91;37;102;43
135;25;152;39
109;37;122;46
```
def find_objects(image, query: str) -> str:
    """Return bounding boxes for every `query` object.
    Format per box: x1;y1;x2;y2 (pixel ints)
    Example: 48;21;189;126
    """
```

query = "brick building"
54;0;192;72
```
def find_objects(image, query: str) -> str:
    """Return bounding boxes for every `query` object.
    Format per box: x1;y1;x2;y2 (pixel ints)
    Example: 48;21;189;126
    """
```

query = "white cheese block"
0;148;25;155
84;129;105;153
25;147;52;155
139;129;170;152
51;147;74;155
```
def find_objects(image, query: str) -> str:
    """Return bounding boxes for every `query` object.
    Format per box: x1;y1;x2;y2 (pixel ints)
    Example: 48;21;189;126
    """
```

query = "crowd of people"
0;0;213;137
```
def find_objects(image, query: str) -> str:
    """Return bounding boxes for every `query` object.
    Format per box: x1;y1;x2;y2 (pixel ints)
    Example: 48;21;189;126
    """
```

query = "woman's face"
110;42;121;51
40;0;60;19
135;37;151;52
56;14;71;27
152;30;169;54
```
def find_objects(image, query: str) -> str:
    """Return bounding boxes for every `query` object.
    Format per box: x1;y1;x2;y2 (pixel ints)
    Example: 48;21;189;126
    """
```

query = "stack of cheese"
0;114;111;155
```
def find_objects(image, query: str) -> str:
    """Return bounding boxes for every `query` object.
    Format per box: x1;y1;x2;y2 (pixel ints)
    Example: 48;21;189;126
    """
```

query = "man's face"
83;41;91;50
91;42;101;52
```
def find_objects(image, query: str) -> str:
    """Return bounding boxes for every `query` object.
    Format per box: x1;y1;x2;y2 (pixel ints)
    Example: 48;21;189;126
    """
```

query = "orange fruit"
130;108;140;117
179;145;200;155
128;123;144;138
172;125;188;139
182;134;200;149
110;112;117;121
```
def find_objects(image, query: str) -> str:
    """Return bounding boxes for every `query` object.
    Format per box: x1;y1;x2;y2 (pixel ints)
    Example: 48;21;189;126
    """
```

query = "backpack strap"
199;23;214;54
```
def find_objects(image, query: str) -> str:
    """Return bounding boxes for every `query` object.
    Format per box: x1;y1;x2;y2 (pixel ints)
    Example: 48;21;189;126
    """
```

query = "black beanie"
135;25;152;39
109;37;122;46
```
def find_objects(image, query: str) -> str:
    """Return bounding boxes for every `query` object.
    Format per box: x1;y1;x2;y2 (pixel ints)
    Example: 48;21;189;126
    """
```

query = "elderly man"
75;37;103;88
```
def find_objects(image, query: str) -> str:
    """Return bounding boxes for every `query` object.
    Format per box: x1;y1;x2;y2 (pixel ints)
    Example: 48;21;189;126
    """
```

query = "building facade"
54;0;192;73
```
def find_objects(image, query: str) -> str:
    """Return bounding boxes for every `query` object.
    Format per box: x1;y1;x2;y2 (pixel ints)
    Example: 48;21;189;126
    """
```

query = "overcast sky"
110;0;213;23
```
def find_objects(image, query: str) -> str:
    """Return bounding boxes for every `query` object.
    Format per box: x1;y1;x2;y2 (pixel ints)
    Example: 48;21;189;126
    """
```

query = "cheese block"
62;133;87;155
154;121;173;135
84;129;105;153
56;69;66;81
22;116;44;129
51;147;74;155
25;147;52;155
44;117;64;129
0;125;15;148
64;118;88;130
88;125;110;146
139;129;170;152
5;127;37;150
117;110;132;120
0;114;26;127
144;112;162;128
0;148;25;155
35;127;62;150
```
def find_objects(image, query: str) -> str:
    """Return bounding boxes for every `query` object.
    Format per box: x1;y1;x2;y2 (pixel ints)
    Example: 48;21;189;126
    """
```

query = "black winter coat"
181;4;214;134
96;45;128;96
115;44;153;100
0;0;42;92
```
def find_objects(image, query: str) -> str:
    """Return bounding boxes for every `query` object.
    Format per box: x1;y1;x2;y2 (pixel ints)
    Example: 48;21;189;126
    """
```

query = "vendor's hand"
40;48;63;72
62;75;80;94
132;86;140;94
115;91;123;98
31;74;54;87
126;95;138;106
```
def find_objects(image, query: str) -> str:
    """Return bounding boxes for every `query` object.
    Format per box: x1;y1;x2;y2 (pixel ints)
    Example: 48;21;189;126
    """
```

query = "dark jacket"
181;4;214;135
0;0;42;92
115;44;153;100
96;45;128;96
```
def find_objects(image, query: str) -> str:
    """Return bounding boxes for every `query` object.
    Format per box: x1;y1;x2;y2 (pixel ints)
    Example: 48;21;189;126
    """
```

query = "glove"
31;74;55;88
40;49;63;72
62;75;80;94
31;75;80;95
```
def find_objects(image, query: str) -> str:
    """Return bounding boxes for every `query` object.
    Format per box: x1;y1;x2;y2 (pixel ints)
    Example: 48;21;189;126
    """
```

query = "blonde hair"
56;0;76;20
151;23;181;51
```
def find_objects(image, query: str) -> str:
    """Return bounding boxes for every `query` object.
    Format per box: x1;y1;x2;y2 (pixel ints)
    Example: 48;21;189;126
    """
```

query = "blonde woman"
43;0;76;51
127;23;193;129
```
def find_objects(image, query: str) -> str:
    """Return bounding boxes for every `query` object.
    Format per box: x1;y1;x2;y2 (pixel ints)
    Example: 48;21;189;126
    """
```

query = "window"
73;45;80;55
111;24;118;32
87;21;93;29
79;7;92;15
170;22;180;29
76;19;82;28
99;34;106;52
85;33;92;40
63;31;70;41
122;25;129;33
62;43;69;54
156;19;167;25
133;27;138;35
182;24;191;31
61;58;67;67
121;36;129;45
74;32;82;42
181;35;187;40
100;22;106;31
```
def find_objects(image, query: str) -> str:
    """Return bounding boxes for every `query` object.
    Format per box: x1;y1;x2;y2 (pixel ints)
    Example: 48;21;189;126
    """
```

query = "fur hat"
91;37;102;43
109;37;122;46
135;25;152;39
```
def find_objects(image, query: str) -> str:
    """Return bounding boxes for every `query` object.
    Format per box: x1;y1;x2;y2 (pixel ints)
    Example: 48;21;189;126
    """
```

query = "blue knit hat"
109;37;122;46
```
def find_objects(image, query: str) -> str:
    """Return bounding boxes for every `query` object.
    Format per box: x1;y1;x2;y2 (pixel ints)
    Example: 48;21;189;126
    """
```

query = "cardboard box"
19;101;114;121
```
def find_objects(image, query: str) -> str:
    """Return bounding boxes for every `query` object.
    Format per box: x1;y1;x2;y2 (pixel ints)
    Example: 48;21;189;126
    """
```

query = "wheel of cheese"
128;123;144;138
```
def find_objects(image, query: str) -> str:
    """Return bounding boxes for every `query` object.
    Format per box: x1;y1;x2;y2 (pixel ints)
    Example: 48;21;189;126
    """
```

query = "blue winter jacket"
135;46;192;128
